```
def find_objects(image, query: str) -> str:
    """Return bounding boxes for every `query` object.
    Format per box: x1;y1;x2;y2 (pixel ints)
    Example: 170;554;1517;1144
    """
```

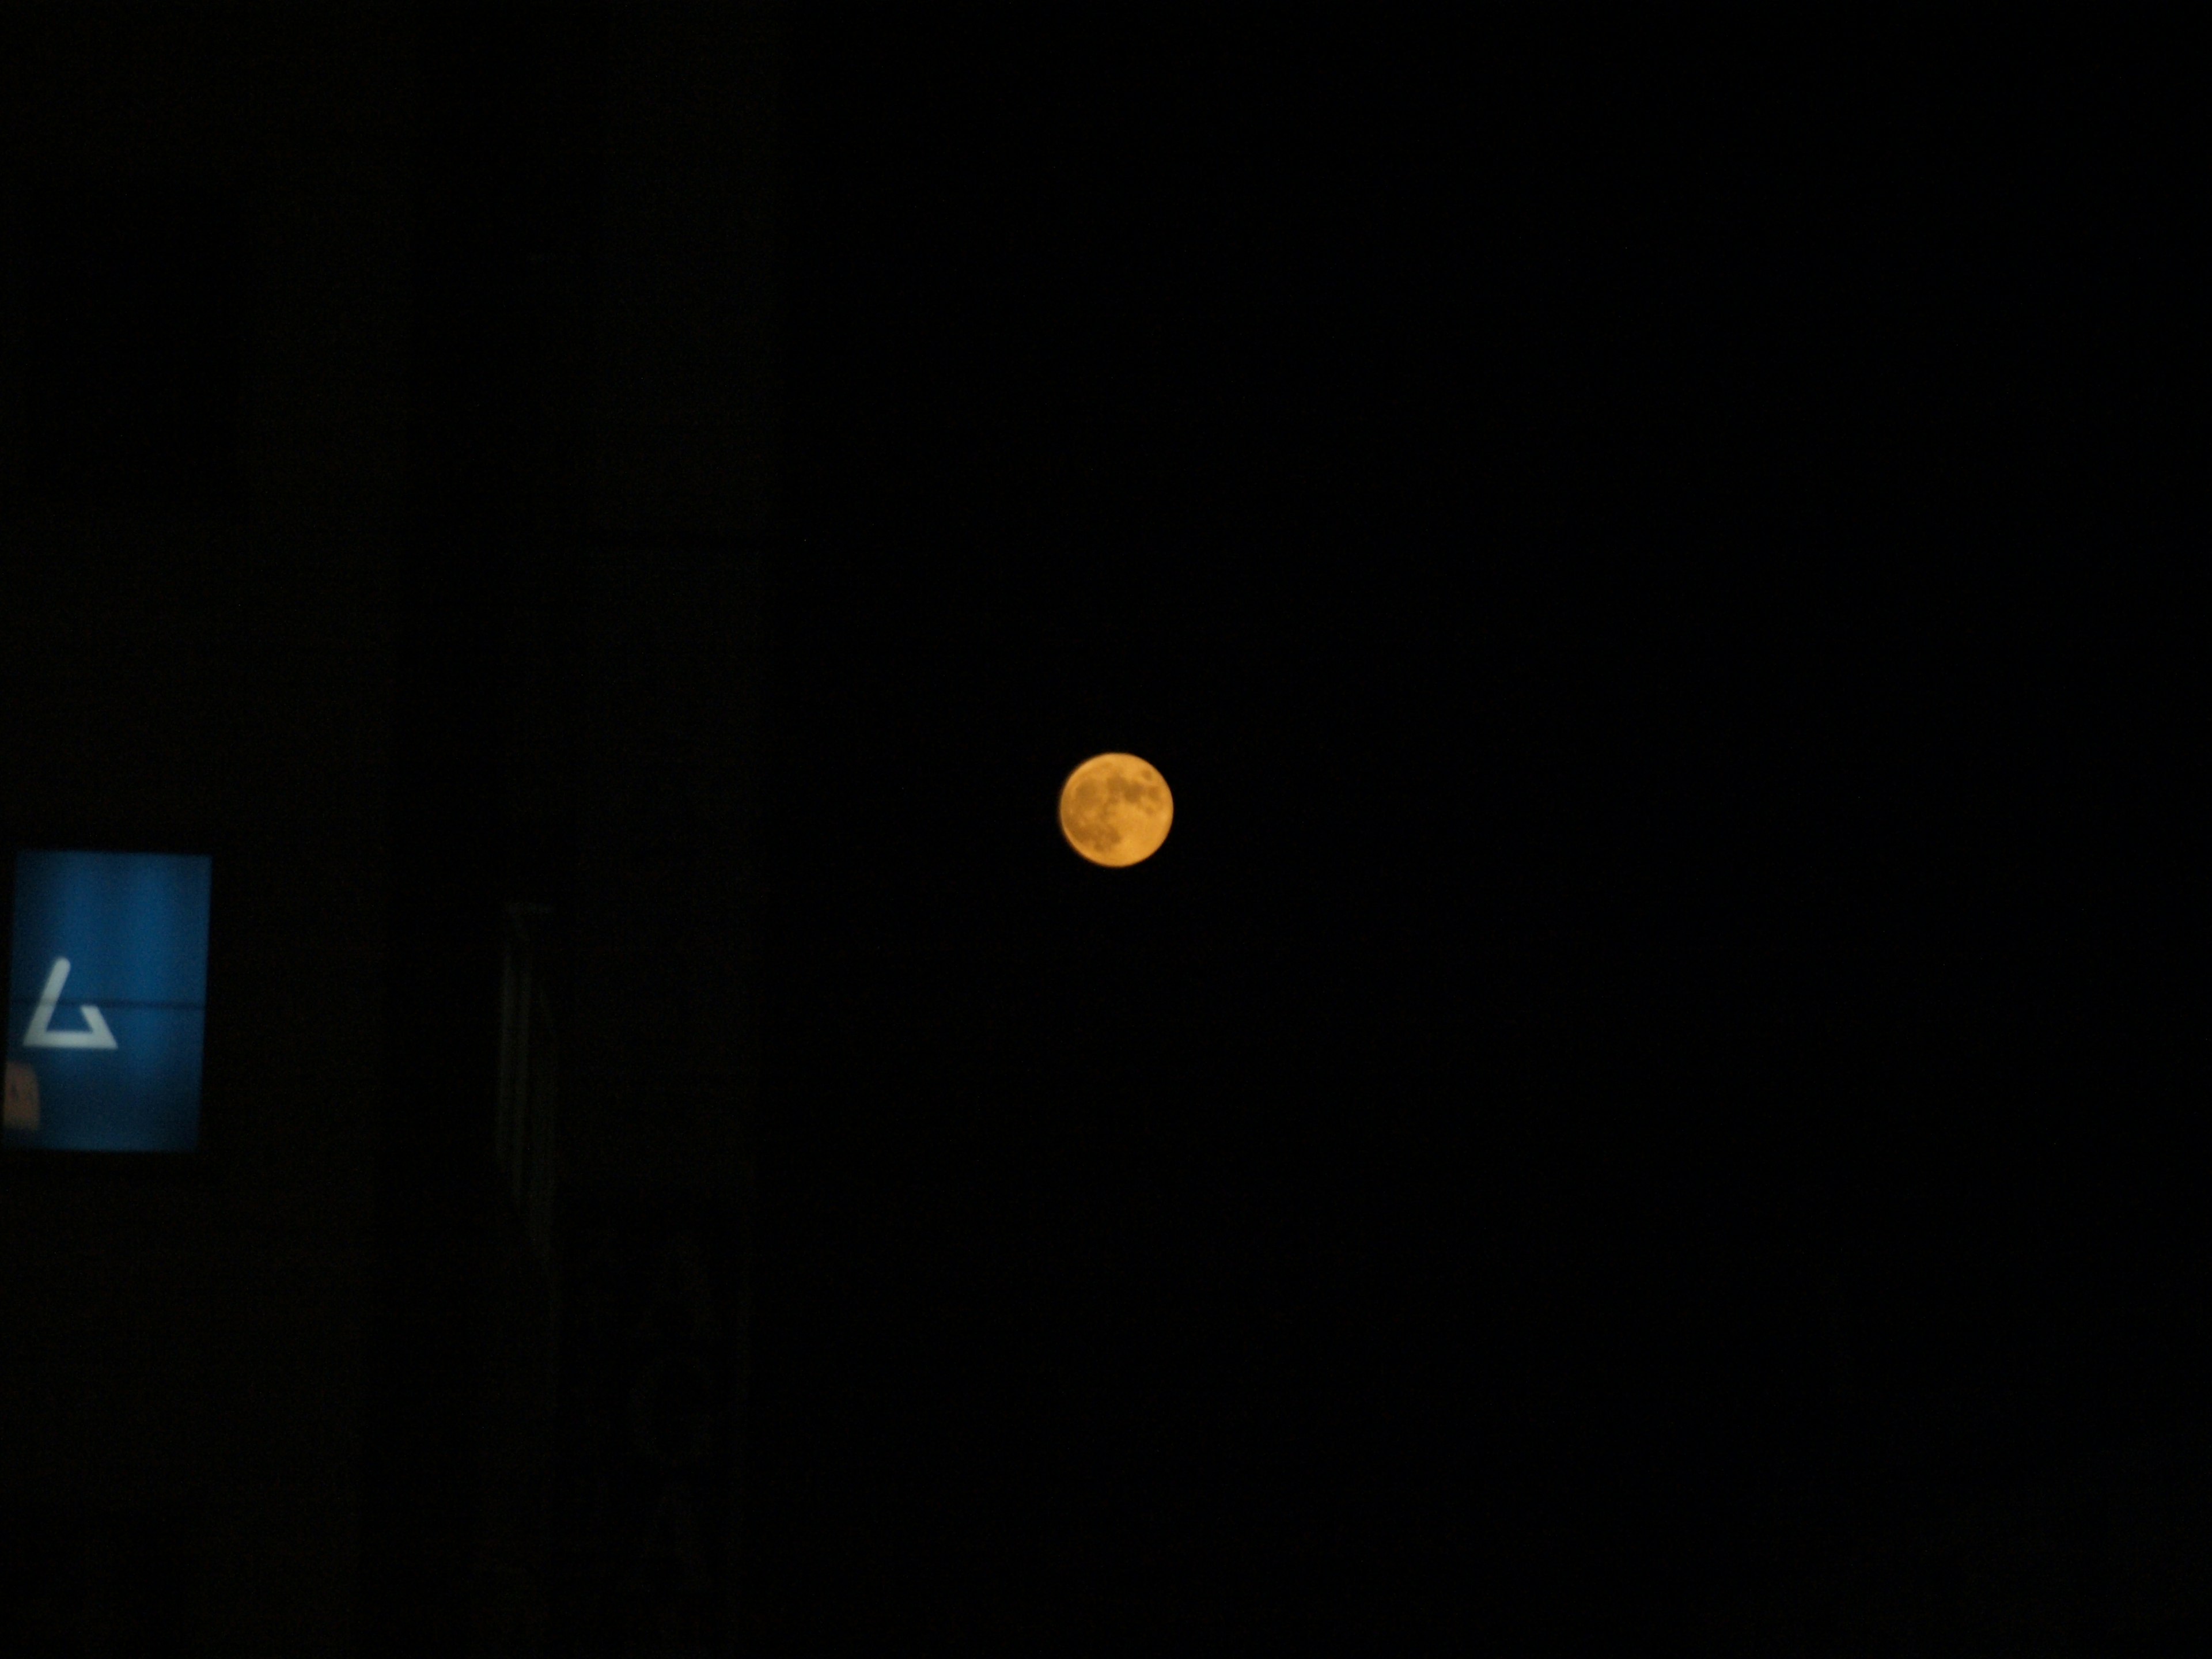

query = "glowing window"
5;850;213;1152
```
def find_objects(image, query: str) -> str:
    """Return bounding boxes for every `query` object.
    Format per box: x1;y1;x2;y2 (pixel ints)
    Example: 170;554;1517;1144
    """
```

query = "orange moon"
1059;753;1173;867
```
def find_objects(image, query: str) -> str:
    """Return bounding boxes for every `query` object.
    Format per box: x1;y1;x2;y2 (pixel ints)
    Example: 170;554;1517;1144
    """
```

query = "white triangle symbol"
24;957;118;1050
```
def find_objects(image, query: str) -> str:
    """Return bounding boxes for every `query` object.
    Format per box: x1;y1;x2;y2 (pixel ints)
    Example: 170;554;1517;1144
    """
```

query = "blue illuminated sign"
4;850;212;1152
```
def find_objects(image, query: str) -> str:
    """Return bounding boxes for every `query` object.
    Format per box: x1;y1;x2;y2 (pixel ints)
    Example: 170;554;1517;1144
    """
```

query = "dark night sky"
753;21;1463;1633
748;18;2196;1641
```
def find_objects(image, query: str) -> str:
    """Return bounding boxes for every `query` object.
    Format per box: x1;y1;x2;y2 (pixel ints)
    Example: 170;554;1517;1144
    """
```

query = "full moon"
1059;753;1173;867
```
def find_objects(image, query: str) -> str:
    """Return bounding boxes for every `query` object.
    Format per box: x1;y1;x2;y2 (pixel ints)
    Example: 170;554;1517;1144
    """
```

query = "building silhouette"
2;6;770;1652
